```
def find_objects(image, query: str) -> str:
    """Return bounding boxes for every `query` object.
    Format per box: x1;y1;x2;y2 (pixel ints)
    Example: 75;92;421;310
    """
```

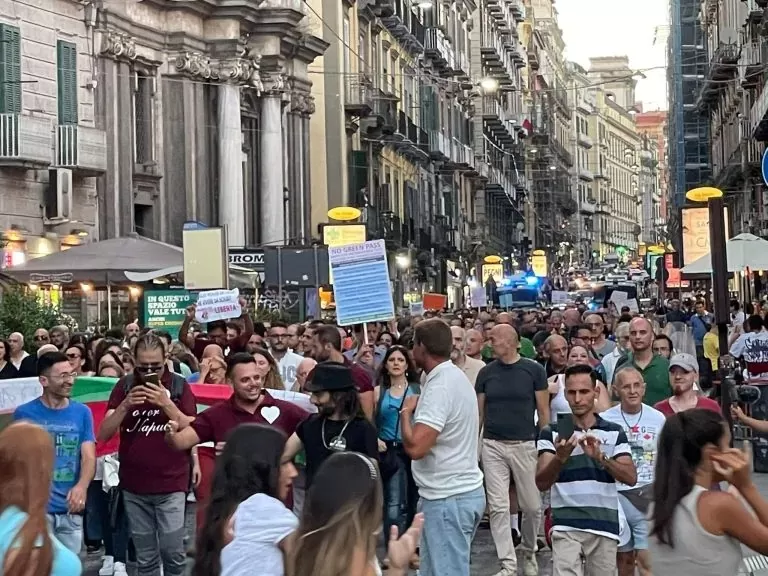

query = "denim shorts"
618;493;649;552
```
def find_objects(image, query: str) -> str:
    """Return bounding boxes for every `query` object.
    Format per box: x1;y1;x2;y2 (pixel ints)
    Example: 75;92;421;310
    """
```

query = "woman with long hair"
0;422;81;576
65;343;89;376
194;424;298;576
649;409;768;574
547;345;611;421
0;338;18;380
252;347;285;390
373;345;420;570
287;452;423;576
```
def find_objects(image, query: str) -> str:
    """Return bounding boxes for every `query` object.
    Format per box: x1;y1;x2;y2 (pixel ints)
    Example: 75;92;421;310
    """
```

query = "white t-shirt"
221;493;298;576
275;351;304;389
600;404;666;489
412;361;484;500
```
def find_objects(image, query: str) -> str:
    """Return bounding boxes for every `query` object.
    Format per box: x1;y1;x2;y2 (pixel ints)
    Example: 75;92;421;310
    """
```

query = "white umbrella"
680;233;768;274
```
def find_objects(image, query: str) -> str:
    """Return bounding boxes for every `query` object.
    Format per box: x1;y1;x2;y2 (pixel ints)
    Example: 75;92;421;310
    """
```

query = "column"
260;93;285;246
218;83;245;247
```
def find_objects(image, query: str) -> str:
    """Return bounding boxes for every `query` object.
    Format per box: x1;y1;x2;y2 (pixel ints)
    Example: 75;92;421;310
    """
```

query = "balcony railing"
0;113;53;167
56;124;107;174
344;78;373;116
428;130;449;158
577;132;594;149
425;28;449;68
578;167;595;181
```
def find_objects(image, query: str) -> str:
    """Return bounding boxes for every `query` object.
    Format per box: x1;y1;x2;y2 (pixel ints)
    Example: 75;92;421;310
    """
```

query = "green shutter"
421;85;435;131
57;40;78;125
0;25;21;115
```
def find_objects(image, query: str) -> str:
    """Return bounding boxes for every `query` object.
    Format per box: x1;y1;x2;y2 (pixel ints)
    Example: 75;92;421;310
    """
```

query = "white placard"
551;290;568;305
195;288;242;323
0;378;43;413
470;285;486;308
610;290;638;313
410;301;424;316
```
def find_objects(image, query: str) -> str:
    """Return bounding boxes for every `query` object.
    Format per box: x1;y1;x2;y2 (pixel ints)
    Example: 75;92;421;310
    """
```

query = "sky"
555;0;669;111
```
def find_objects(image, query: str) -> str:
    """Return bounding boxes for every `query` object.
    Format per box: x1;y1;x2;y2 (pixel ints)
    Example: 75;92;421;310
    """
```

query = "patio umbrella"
680;233;768;274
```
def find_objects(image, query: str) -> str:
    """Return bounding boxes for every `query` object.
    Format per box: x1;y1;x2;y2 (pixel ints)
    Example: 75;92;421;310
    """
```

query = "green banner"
143;290;195;338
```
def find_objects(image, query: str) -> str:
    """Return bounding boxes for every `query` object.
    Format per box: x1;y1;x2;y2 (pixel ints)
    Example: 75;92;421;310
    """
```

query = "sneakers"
491;568;517;576
113;562;128;576
98;556;114;576
523;553;539;576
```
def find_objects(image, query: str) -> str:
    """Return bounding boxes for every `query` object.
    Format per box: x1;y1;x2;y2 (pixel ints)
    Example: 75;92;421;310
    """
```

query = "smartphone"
143;372;159;386
557;413;575;441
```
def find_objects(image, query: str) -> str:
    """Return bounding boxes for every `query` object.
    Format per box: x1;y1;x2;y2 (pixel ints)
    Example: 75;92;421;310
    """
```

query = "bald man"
294;357;317;392
465;328;484;361
614;317;672;405
543;334;568;377
36;344;59;358
476;323;548;575
496;312;512;325
563;308;582;330
450;326;486;385
585;313;615;359
9;332;36;377
202;344;224;359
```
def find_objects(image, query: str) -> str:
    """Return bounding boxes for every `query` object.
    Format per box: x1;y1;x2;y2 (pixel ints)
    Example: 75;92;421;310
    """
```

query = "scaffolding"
668;0;712;208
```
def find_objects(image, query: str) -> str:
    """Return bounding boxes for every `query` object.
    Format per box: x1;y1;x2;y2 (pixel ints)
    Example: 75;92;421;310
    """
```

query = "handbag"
378;389;409;481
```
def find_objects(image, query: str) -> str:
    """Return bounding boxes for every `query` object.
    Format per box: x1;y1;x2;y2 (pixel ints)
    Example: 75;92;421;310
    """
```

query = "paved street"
82;468;768;575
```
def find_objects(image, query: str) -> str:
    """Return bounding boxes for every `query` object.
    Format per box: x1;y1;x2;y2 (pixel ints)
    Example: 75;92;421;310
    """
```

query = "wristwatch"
600;452;610;465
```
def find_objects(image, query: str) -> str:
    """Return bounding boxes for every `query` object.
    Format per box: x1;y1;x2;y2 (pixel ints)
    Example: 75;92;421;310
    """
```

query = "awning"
3;234;183;285
680;233;768;274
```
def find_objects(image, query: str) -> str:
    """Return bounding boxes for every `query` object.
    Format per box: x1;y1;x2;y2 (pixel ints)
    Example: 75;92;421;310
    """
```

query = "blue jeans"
47;513;83;555
419;486;486;576
383;451;419;539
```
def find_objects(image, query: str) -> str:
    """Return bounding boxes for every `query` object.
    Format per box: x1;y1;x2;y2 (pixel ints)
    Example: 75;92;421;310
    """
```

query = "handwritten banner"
195;288;241;323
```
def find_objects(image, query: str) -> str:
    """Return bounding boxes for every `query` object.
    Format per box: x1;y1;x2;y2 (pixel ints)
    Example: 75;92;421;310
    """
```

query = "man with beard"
165;353;309;530
466;328;484;361
654;353;720;417
282;362;378;486
450;326;486;386
310;325;374;420
268;321;304;389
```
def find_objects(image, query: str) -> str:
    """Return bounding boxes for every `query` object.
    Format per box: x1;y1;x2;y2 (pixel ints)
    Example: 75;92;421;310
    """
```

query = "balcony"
741;41;764;88
380;211;403;248
511;42;527;69
509;0;526;22
381;0;425;53
527;43;540;71
578;167;595;182
0;113;53;168
481;30;504;66
371;96;397;134
425;28;452;73
577;132;594;149
428;130;449;160
55;124;107;174
344;78;373;117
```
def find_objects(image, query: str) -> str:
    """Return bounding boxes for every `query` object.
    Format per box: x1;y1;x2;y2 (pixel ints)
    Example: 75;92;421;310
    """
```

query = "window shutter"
57;41;78;125
0;25;21;115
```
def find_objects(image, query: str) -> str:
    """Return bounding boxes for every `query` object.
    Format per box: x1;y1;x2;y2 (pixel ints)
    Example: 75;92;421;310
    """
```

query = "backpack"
123;372;186;401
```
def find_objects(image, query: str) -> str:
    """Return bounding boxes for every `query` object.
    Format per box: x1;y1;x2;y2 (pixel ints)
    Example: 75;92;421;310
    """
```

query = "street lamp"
479;77;500;94
395;254;411;269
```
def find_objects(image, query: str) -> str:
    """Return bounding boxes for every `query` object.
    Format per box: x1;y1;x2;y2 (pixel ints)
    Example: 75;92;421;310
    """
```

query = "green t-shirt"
482;338;536;360
614;352;672;406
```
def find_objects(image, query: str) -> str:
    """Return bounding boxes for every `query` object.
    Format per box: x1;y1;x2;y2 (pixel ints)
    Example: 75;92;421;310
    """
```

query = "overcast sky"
556;0;669;111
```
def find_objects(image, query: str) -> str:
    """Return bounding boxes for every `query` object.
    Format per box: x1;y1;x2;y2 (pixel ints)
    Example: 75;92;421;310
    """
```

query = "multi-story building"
667;0;711;215
0;0;328;266
699;0;764;235
0;0;105;267
311;0;476;306
589;73;642;256
637;134;662;244
636;109;668;232
567;61;597;262
528;0;574;257
470;0;528;261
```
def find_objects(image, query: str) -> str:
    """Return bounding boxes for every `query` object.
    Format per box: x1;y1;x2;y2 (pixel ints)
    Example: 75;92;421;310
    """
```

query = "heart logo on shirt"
261;406;280;424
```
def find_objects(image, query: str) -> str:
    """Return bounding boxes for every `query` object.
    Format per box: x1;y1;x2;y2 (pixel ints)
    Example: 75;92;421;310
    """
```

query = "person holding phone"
536;364;637;576
97;333;197;576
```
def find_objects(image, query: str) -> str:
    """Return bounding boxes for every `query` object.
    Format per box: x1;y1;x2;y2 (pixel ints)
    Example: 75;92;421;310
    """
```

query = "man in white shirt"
401;318;485;576
268;322;304;389
602;322;630;387
600;367;665;576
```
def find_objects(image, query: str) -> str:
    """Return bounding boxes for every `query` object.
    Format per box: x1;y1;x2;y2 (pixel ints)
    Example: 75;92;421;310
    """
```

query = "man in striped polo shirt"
536;364;637;575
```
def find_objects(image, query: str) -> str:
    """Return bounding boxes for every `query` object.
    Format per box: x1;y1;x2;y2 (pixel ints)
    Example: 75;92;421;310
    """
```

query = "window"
134;71;154;165
0;24;21;114
57;40;78;125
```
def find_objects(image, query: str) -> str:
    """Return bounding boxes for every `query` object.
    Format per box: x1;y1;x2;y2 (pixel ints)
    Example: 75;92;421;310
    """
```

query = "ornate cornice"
101;31;137;61
172;50;264;90
290;91;316;117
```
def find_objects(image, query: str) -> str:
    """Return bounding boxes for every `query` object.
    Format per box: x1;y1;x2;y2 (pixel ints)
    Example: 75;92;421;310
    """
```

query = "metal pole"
709;197;731;420
107;283;112;329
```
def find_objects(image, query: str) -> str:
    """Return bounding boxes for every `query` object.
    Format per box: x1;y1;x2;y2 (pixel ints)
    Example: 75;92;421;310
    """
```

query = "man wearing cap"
283;362;378;487
654;353;721;417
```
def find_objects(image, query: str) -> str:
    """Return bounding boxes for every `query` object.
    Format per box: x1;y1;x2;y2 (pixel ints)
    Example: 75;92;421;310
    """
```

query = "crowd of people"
3;298;768;575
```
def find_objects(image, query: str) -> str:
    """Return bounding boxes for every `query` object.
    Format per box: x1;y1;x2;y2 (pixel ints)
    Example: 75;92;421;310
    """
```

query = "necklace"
620;405;643;431
321;417;352;452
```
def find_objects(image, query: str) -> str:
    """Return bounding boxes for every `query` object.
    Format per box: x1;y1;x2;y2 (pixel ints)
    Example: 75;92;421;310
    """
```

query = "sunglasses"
34;335;49;341
135;364;164;374
66;353;81;360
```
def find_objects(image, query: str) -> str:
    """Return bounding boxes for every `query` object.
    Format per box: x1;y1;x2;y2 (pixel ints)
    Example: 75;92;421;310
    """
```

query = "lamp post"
686;186;730;418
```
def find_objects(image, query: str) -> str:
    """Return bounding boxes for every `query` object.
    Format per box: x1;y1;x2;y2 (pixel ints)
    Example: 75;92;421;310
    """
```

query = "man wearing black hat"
283;362;378;486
